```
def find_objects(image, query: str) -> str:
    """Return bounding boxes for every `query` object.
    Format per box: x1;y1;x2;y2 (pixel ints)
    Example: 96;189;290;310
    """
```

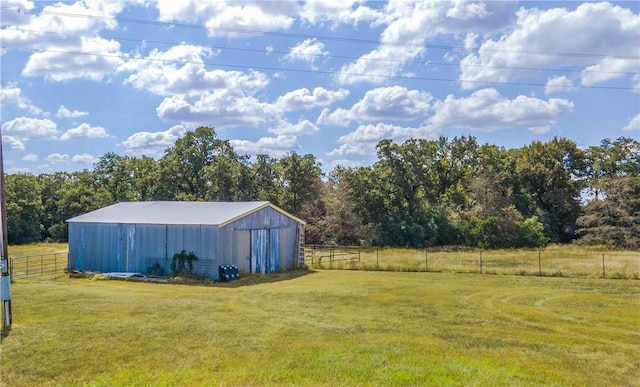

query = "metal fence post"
376;249;379;270
425;248;428;272
538;250;542;276
602;253;606;278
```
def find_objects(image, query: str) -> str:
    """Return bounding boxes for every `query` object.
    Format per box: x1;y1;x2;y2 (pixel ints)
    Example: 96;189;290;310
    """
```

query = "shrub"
170;250;198;277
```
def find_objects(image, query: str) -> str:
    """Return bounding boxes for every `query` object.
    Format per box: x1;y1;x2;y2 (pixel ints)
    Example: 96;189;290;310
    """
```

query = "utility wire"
4;27;639;77
2;5;639;61
4;44;638;91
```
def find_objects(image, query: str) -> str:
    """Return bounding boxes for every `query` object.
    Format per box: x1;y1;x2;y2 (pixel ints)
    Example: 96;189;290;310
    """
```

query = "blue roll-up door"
268;229;280;273
251;229;280;274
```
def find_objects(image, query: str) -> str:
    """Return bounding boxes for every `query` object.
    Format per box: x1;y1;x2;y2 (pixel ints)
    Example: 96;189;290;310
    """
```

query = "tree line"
5;127;640;249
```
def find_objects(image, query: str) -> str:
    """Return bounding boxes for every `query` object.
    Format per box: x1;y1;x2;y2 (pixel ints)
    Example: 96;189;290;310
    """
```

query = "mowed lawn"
1;270;638;386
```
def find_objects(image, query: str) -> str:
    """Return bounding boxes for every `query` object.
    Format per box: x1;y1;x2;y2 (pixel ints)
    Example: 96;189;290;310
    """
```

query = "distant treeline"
5;127;640;248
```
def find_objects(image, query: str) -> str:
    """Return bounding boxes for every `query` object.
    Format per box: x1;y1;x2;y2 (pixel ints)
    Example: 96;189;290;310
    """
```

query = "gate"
10;252;69;279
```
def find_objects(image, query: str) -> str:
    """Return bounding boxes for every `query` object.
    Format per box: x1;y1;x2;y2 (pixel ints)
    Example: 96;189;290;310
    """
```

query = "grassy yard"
1;270;638;386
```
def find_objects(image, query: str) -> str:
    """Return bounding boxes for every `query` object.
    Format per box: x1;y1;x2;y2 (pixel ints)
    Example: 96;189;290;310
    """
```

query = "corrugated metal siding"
220;207;301;273
69;222;220;278
68;204;302;279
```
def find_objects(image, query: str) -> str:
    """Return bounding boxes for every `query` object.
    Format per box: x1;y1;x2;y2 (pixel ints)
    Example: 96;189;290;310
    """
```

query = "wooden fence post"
602;253;606;278
479;251;483;274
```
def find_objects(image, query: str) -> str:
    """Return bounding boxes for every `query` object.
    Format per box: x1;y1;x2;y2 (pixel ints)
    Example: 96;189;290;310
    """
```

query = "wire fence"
10;252;69;279
305;245;640;279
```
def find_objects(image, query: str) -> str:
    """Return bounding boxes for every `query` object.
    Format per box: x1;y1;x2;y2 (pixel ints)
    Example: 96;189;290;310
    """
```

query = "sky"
1;0;639;175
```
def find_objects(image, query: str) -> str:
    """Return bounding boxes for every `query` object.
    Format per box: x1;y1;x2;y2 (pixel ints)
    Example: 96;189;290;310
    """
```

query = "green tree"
93;152;135;202
279;152;323;215
576;176;640;248
583;137;640;201
6;174;44;244
250;154;283;205
157;126;235;200
129;156;159;201
516;137;586;243
204;152;252;201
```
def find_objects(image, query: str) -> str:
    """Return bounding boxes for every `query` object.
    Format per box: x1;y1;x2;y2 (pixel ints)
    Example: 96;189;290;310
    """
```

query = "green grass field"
1;270;638;386
308;245;640;279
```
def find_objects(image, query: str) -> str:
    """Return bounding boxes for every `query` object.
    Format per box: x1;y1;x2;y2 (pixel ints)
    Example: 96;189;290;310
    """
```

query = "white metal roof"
66;201;304;226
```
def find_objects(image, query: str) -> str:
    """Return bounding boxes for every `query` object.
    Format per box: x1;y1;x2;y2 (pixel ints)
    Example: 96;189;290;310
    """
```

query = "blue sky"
1;0;639;175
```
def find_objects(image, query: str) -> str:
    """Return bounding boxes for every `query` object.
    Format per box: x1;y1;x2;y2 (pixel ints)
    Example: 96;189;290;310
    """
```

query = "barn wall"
68;222;220;278
220;207;301;272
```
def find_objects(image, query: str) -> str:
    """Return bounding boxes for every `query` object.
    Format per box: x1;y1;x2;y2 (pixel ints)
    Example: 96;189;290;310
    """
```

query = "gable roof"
66;201;304;226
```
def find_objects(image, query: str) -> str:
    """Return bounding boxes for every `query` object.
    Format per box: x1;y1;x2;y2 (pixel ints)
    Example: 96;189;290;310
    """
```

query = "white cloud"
581;57;639;87
121;125;187;155
231;135;299;156
275;87;349;112
329;122;438;157
72;153;98;164
22;154;38;162
61;123;108;140
327;143;372;156
330;159;363;169
56;105;89;118
156;91;274;127
622;114;640;132
1;1;35;26
156;0;297;38
300;0;382;27
2;1;126;82
1;117;58;140
121;45;237;96
269;119;319;136
545;76;576;95
283;38;329;70
428;88;574;134
459;2;640;89
318;86;432;126
337;1;515;84
45;153;69;163
0;84;44;115
3;135;25;151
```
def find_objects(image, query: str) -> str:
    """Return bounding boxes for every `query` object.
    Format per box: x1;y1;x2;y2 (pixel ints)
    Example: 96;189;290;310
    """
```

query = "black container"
218;264;240;282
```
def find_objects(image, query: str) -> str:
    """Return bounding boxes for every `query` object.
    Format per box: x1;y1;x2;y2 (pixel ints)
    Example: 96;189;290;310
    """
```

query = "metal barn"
67;201;305;280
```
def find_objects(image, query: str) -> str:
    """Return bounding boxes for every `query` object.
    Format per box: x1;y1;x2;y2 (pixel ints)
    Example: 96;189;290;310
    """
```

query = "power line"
2;5;639;61
5;27;639;77
3;44;638;92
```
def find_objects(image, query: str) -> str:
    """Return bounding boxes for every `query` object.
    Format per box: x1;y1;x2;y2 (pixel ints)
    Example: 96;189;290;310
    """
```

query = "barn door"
268;229;280;273
250;229;280;274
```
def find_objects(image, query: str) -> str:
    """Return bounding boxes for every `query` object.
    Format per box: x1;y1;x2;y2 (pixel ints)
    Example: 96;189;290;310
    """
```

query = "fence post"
538;250;542;276
425;248;428;272
26;256;29;278
479;251;483;274
329;248;333;269
376;249;379;270
41;254;44;275
602;253;606;278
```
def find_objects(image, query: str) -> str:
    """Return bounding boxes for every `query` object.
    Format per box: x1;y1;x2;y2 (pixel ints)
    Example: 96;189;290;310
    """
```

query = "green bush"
170;250;198;277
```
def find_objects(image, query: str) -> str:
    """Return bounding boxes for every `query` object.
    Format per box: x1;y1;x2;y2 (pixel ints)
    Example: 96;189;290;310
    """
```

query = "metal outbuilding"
67;201;305;280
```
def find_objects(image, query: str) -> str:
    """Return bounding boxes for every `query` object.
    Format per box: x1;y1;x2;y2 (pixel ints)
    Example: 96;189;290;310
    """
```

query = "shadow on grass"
213;269;316;288
71;268;317;288
1;325;10;341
